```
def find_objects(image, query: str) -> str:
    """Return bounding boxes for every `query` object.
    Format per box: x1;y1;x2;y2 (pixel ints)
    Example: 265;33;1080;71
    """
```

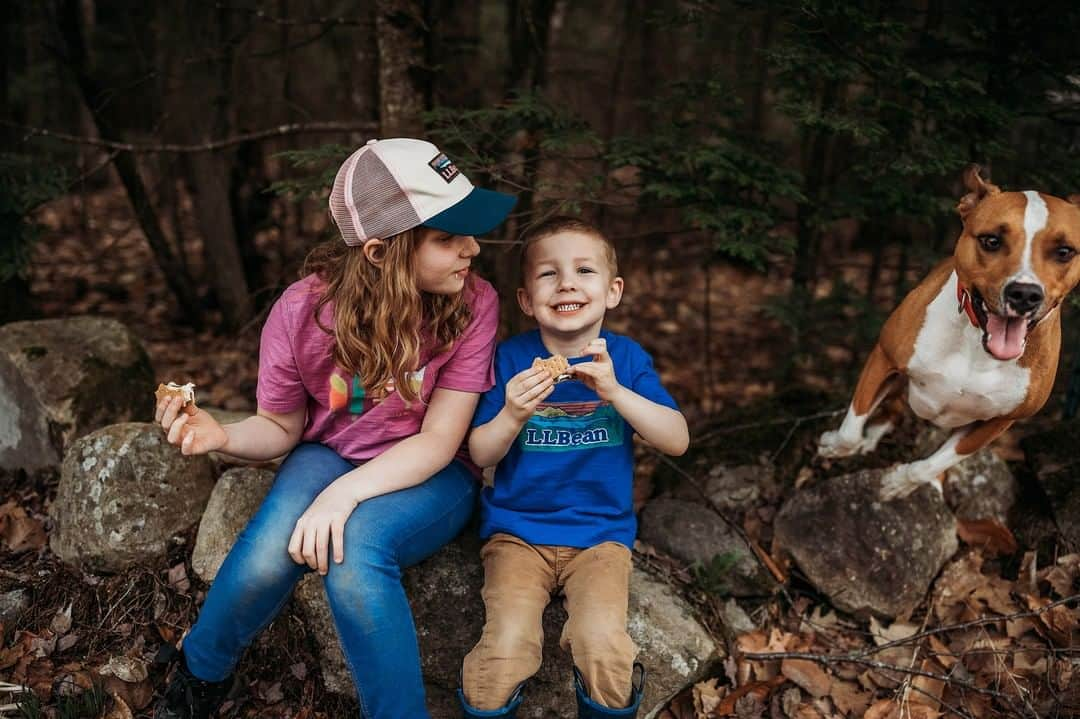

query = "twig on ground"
738;650;1029;714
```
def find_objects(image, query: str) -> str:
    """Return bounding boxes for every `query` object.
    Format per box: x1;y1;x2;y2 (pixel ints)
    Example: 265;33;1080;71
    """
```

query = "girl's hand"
288;478;361;574
504;366;554;423
569;337;622;402
156;396;228;455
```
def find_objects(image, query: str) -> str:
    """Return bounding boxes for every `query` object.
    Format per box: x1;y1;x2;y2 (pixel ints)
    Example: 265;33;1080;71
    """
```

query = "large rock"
191;467;275;581
295;539;720;718
195;479;720;717
774;469;958;619
0;317;153;476
638;498;776;597
50;423;214;572
915;428;1016;522
942;449;1017;523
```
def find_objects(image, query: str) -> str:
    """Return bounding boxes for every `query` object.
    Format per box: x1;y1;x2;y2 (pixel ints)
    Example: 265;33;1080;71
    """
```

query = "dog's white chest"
905;273;1030;428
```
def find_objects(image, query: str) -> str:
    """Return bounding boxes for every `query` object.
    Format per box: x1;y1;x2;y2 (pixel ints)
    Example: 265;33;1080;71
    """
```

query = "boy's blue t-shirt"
472;329;679;549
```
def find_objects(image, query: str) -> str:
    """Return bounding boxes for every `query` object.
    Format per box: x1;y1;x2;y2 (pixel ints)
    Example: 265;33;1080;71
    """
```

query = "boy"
460;217;689;718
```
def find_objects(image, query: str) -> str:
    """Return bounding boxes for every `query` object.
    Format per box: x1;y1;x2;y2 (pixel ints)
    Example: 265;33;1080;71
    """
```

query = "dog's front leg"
818;344;900;458
879;417;1014;500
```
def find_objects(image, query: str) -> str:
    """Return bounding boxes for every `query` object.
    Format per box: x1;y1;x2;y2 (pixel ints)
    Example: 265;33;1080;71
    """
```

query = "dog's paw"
817;429;875;458
879;463;943;501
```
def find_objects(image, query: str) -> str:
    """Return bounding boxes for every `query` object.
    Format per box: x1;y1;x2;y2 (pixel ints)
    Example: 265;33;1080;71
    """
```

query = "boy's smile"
517;231;623;353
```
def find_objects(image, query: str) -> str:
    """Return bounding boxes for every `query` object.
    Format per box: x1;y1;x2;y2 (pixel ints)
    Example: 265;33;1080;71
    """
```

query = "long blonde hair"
302;228;472;403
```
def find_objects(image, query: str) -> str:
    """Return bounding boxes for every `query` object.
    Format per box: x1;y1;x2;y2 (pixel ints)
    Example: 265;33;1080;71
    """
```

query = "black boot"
154;650;232;719
457;681;525;718
573;663;645;718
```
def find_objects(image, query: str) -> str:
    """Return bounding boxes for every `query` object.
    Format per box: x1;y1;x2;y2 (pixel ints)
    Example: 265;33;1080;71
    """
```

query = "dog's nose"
1004;281;1044;314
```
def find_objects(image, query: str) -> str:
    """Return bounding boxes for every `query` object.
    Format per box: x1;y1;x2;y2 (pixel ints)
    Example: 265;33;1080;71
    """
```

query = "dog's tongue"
986;313;1028;360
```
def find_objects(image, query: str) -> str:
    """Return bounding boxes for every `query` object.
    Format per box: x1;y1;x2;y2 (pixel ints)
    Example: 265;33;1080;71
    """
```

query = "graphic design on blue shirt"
519;401;624;452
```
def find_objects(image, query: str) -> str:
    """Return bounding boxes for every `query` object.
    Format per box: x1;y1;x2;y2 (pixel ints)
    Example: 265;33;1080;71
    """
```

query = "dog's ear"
1068;194;1080;207
957;164;1001;218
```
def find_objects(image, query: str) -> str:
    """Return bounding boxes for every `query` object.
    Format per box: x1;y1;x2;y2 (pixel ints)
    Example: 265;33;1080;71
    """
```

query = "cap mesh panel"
353;151;420;241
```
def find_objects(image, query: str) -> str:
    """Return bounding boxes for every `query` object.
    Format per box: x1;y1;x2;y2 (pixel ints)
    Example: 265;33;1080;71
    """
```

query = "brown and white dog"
818;166;1080;499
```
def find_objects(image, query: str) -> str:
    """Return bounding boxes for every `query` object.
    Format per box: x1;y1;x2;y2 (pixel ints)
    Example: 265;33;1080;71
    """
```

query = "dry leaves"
0;501;47;553
696;548;1080;718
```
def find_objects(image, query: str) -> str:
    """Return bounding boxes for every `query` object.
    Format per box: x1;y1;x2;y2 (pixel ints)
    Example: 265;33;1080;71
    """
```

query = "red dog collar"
956;282;980;328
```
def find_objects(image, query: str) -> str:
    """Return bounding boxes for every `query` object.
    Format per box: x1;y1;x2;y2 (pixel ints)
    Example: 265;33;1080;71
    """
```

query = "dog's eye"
1055;246;1077;263
977;234;1002;251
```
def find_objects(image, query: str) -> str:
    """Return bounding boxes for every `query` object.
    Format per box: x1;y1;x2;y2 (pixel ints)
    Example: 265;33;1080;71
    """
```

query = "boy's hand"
504;366;554;423
570;337;622;401
156;395;228;455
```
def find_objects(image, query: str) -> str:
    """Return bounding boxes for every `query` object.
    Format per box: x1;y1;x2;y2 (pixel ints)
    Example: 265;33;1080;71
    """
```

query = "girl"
153;138;515;719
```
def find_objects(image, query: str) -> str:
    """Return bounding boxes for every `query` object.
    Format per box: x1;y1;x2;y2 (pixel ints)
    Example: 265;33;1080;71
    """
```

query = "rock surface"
0;318;153;476
915;428;1017;522
294;538;721;718
638;498;776;596
774;469;958;619
50;423;214;572
191;467;275;581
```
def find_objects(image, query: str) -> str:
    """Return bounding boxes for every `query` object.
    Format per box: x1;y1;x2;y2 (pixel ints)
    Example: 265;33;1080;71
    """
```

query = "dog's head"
953;165;1080;360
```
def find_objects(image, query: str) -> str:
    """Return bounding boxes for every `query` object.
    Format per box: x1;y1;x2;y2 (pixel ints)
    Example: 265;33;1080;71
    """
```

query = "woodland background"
2;1;1080;718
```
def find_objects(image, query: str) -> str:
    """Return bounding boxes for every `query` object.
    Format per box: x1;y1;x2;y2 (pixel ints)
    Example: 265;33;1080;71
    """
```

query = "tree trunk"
49;0;204;328
375;0;427;137
495;0;557;335
792;79;840;292
172;5;253;331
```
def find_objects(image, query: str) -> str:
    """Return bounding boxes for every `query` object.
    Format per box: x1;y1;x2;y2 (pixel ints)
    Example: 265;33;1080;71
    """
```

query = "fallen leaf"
56;633;80;652
167;563;190;594
103;692;134;719
829;678;872;716
0;501;47;553
50;604;73;635
692;677;724;717
1026;594;1079;647
780;658;831;698
715;675;786;715
101;675;154;712
98;656;148;683
260;680;284;704
956;518;1018;556
908;657;946;709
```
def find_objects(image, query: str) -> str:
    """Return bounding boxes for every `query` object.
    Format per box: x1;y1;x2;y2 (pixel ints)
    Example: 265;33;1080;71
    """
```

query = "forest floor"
1;185;1077;718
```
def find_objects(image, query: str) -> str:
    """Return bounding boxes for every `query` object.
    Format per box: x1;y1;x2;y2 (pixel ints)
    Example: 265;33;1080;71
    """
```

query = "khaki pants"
461;533;637;710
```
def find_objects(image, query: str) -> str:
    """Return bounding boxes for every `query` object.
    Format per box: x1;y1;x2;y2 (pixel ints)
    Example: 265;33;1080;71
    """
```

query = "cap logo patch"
428;153;460;183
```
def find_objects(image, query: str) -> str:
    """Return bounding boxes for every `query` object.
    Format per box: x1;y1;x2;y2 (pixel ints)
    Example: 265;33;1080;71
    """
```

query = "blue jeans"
183;443;478;718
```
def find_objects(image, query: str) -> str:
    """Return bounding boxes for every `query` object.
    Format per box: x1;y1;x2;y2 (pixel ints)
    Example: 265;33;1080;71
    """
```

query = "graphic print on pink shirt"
327;367;427;415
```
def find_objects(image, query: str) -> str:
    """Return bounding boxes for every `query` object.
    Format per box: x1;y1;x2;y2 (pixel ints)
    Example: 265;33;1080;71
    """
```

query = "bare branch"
215;2;372;27
3;120;377;154
852;593;1080;660
739;650;1025;709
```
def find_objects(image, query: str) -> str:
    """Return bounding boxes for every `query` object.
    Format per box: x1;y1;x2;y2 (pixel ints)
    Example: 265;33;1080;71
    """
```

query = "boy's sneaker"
154;651;232;719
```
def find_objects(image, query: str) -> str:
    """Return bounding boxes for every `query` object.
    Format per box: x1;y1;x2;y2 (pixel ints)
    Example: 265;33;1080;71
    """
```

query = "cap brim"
422;187;516;237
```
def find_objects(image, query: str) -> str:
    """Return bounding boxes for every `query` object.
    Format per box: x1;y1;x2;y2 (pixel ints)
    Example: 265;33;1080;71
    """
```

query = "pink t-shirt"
256;273;499;471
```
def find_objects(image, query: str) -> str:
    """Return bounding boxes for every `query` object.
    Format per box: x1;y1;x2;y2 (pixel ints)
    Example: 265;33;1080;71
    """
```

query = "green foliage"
691;551;740;596
608;78;803;267
764;278;887;382
13;682;107;719
269;144;352;199
0;154;67;282
14;691;43;719
426;92;601;208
